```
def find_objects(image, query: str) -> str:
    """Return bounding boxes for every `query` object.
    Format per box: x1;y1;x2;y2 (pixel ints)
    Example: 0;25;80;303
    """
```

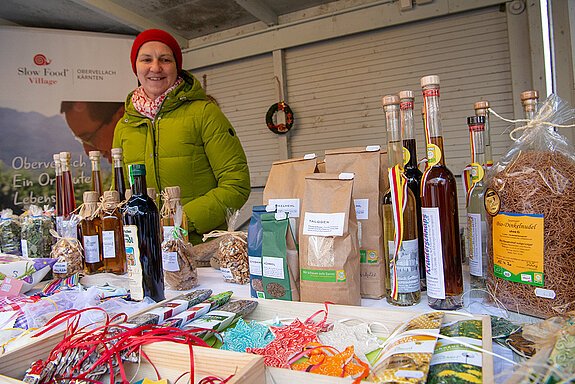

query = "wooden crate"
243;299;494;384
0;342;264;384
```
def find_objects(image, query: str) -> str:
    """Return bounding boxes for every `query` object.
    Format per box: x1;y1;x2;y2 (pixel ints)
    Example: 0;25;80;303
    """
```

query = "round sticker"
402;147;410;166
470;163;484;183
426;144;442;166
484;188;501;216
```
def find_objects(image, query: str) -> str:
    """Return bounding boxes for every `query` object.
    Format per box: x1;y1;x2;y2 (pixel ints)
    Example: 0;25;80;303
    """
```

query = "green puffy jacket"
113;70;251;244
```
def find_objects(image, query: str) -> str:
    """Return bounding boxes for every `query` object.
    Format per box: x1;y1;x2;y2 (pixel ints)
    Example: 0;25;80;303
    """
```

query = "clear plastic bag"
210;209;249;285
20;205;53;258
51;215;83;279
0;209;21;255
485;94;575;318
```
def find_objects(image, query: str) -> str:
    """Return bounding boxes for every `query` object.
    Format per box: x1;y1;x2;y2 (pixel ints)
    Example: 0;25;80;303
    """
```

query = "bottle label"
388;238;420;293
492;212;544;286
124;225;144;301
353;199;369;220
21;240;28;258
162;251;180;272
402;147;410;166
467;213;484;277
421;207;446;299
53;262;68;274
102;230;116;259
83;235;100;263
426;144;442;166
470;163;484;183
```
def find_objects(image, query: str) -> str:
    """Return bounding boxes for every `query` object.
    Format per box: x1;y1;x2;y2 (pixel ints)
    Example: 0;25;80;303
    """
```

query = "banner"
0;27;136;213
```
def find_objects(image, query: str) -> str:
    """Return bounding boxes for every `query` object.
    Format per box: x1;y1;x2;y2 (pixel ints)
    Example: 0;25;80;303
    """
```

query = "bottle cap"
521;90;539;101
165;186;181;199
467;116;485;125
111;148;123;158
474;101;490;110
59;152;71;161
398;90;414;99
83;191;100;203
420;75;440;87
89;151;101;158
382;95;400;106
103;190;120;204
129;164;146;176
53;153;60;164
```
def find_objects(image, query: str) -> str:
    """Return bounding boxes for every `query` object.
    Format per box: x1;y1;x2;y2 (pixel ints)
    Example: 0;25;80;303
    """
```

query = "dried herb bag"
51;215;83;279
485;94;575;318
260;211;299;301
21;206;53;258
0;209;21;255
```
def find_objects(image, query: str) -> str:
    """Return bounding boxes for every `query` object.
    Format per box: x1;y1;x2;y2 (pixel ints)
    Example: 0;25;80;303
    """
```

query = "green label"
494;265;544;287
360;250;378;264
301;269;346;282
360;250;366;263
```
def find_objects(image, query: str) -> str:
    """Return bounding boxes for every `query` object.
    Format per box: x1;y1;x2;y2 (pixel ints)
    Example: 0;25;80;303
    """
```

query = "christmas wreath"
266;102;294;134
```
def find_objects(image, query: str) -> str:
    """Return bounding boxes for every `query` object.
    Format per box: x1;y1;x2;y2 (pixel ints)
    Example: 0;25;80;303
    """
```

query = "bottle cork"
398;90;414;99
382;95;400;106
420;75;440;87
474;101;490;110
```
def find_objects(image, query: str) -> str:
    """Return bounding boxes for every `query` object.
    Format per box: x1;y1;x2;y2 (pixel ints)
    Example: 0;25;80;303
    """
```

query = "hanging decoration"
266;76;294;134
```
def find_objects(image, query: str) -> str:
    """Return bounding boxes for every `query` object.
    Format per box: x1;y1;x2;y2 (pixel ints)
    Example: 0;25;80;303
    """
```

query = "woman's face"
135;41;178;100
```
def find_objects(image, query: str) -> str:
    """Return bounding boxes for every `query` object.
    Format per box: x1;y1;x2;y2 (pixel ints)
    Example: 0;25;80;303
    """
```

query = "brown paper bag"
325;146;385;299
263;154;317;243
299;173;361;306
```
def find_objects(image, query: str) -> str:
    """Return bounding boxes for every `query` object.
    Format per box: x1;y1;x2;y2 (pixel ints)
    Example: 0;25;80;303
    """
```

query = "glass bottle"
466;116;487;293
59;152;76;217
111;148;127;201
101;190;127;274
89;151;103;197
161;186;189;242
81;191;103;274
521;90;539;120
147;188;158;207
399;90;426;291
125;189;132;200
473;101;493;169
420;75;463;310
122;164;165;302
382;95;421;306
53;154;64;234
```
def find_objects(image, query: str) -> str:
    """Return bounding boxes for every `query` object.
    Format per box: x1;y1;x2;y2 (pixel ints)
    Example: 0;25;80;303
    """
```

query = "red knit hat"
130;29;182;74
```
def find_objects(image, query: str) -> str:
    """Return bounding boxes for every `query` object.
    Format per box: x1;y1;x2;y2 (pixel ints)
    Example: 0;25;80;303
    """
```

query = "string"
488;106;575;141
202;229;247;244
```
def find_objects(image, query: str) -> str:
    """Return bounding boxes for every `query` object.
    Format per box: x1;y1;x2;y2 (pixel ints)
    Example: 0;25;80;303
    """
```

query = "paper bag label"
302;212;345;236
268;198;299;218
301;269;346;282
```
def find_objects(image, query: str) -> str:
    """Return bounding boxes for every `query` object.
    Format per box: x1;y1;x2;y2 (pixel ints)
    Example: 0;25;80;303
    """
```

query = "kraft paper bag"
325;145;385;299
299;173;361;306
263;154;317;243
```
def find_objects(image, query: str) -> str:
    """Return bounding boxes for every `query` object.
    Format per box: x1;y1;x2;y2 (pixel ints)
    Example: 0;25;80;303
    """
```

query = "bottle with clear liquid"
89;151;104;197
123;164;165;302
420;75;463;310
101;190;127;274
111;148;127;201
81;191;103;274
382;95;421;306
466;116;488;293
399;90;426;291
59;152;76;217
161;186;189;242
473;101;493;169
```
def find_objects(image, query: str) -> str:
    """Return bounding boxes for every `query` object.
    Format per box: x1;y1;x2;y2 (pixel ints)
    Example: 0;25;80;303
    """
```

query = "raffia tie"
488;105;575;141
99;194;125;216
202;229;247;244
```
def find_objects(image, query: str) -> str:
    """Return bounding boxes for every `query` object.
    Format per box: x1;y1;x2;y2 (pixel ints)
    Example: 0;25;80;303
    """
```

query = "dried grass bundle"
486;150;575;318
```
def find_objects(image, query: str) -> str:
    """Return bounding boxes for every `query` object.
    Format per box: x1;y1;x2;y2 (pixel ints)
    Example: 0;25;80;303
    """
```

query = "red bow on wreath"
266;77;294;134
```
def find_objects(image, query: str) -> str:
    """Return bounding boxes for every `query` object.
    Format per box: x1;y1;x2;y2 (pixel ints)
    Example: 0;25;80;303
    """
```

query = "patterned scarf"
132;76;183;120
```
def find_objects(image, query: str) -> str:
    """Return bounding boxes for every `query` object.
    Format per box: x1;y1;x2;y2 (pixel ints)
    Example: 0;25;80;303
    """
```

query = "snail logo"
33;54;51;66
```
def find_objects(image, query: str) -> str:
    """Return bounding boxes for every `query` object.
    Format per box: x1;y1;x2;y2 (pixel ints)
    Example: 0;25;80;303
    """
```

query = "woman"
113;29;251;244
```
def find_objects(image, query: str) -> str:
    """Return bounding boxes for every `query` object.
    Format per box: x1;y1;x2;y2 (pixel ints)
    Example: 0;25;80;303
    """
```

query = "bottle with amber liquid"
60;152;76;217
111;148;127;201
122;164;165;302
382;95;421;306
466;116;487;293
89;151;104;197
101;190;127;274
80;191;103;274
420;75;463;310
399;90;425;291
161;186;189;242
474;101;493;169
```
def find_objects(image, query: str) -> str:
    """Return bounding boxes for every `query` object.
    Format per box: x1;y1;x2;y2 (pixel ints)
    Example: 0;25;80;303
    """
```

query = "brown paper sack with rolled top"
263;154;318;244
299;173;361;306
325;146;385;299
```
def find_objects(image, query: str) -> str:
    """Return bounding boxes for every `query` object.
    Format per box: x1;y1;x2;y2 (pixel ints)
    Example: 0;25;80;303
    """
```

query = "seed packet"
247;205;274;298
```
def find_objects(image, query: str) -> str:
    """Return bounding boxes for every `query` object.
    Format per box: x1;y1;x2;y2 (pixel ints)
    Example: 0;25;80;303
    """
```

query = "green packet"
260;212;299;301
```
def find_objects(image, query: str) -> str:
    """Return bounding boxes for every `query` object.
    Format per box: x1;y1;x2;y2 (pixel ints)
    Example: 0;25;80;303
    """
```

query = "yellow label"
470;163;484;183
426;144;441;166
402;147;410;166
484;188;500;216
492;212;544;286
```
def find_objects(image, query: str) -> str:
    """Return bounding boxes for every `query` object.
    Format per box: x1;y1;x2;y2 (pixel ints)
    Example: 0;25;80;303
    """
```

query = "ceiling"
0;0;345;44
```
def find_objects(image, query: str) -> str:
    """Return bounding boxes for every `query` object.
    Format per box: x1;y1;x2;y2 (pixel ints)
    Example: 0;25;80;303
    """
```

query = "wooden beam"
234;0;278;26
68;0;188;46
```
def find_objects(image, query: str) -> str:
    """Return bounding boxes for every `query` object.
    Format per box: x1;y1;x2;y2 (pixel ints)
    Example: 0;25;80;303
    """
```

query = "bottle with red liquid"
59;152;76;217
420;75;463;310
111;148;127;201
89;151;104;197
